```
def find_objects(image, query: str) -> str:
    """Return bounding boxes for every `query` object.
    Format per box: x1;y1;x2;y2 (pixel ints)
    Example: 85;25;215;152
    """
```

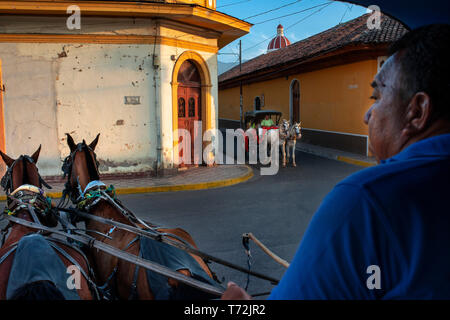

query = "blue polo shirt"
269;133;450;300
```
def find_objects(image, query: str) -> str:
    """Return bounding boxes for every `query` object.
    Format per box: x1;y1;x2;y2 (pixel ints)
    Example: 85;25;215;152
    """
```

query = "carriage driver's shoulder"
337;133;450;192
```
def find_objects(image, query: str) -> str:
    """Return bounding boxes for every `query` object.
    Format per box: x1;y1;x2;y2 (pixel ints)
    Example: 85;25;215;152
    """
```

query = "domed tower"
267;24;291;52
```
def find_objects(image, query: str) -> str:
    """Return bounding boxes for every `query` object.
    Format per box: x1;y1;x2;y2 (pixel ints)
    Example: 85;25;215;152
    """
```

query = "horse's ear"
89;133;100;151
0;150;14;167
66;133;77;152
31;145;41;163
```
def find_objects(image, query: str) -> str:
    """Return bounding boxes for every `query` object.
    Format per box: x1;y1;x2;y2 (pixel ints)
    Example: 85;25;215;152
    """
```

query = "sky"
217;0;369;63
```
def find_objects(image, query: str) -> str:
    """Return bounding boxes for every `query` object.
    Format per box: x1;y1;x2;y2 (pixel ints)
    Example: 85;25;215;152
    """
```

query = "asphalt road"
117;151;363;299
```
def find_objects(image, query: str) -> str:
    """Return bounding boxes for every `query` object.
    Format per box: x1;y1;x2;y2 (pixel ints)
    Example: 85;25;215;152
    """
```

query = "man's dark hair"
388;24;450;121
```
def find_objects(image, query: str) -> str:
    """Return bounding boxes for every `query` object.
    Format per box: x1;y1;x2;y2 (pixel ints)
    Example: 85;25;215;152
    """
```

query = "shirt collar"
381;133;450;164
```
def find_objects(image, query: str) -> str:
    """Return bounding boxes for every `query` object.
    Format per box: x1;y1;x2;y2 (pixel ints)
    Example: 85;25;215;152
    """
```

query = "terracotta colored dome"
267;24;291;52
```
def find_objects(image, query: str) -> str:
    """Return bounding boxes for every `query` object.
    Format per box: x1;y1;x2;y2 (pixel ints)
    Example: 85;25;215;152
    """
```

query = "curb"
296;145;376;168
336;156;376;168
0;165;254;201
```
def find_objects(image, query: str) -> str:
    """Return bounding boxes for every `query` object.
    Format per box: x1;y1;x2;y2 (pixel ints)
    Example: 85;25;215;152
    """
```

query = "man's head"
364;24;450;162
265;115;270;120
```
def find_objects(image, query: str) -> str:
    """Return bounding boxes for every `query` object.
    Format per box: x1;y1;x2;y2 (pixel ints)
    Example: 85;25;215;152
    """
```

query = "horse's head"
291;122;302;139
62;133;100;203
0;146;43;194
280;119;290;134
0;146;57;227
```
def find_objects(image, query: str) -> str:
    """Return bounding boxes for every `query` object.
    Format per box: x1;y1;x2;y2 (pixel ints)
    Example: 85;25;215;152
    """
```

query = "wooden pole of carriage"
243;233;290;269
239;40;244;129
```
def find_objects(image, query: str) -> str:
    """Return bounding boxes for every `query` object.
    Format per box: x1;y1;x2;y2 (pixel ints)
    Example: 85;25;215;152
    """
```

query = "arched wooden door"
291;80;300;123
254;97;261;111
177;60;201;166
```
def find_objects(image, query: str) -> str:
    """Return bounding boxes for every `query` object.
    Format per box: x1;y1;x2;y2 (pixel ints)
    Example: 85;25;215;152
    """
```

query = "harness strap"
0;243;18;266
122;236;140;300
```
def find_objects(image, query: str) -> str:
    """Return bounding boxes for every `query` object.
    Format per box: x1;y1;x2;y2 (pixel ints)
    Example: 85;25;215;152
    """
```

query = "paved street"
117;150;364;299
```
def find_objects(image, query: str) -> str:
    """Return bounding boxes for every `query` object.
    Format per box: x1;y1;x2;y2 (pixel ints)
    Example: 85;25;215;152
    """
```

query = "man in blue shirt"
222;24;450;299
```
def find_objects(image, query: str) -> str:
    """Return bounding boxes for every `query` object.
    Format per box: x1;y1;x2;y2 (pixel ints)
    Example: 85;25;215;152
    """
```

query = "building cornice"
0;33;219;52
0;0;251;48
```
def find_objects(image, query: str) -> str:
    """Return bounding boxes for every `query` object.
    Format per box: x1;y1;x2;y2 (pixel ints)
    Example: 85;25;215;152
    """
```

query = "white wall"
0;42;157;176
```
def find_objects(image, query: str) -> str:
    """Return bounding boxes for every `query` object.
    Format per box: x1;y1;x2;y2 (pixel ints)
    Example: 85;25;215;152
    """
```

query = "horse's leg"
286;142;290;165
281;141;286;167
292;141;297;167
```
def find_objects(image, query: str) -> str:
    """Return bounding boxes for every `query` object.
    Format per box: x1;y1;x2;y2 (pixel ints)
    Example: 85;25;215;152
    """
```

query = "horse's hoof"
293;163;296;167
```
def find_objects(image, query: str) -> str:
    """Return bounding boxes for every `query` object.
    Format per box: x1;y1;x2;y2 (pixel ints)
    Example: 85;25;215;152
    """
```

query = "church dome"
267;24;291;52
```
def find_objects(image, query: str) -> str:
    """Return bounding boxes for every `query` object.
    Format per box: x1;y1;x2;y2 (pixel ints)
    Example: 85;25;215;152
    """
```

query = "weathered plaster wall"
55;43;157;174
0;43;61;176
0;42;157;176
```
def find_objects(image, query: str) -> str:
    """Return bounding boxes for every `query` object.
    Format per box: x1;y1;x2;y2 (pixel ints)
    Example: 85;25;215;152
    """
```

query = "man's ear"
0;150;14;167
66;133;77;152
402;92;432;136
31;145;41;164
89;133;100;151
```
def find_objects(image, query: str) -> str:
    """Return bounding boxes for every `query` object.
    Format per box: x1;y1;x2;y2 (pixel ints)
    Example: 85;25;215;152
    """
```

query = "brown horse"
0;146;97;300
62;133;221;300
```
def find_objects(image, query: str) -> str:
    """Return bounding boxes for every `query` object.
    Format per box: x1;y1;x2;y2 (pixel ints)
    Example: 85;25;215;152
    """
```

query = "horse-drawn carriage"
243;110;283;153
243;110;301;167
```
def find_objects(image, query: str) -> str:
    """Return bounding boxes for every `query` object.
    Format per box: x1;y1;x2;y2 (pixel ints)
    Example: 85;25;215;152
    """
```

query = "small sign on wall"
124;96;141;105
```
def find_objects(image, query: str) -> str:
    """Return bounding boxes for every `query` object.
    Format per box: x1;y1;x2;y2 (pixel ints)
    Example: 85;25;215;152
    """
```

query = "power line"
251;2;330;25
243;0;302;20
217;0;252;9
243;1;333;53
285;1;333;31
338;3;353;24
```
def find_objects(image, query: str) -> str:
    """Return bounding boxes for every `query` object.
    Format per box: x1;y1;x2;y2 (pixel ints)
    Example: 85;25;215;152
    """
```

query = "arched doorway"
177;60;201;166
291;80;300;123
254;96;261;111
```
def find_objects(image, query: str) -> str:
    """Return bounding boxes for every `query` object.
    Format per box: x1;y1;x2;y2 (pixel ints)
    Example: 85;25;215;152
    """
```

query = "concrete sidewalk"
0;164;254;200
296;141;377;167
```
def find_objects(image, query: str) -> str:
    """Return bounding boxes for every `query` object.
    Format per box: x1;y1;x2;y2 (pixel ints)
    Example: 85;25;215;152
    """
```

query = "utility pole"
239;40;243;129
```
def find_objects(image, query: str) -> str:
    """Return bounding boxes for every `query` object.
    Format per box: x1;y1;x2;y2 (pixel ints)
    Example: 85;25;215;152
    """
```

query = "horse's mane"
84;146;100;181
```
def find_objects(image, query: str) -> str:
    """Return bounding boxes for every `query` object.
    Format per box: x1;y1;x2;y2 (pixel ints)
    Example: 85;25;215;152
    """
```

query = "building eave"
0;0;252;48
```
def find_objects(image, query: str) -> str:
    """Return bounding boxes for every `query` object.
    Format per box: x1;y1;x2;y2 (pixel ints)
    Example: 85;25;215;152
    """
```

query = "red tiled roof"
219;14;408;84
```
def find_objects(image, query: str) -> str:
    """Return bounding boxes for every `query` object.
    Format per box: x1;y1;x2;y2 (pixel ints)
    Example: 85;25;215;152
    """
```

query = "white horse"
286;122;302;167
